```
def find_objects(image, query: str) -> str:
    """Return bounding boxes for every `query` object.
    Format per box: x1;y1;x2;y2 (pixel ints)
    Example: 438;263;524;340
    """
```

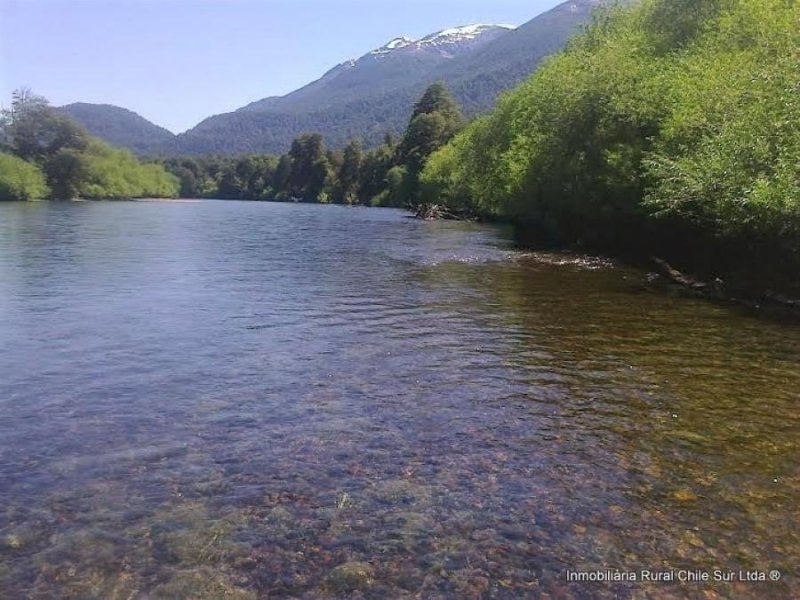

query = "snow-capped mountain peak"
364;24;516;59
419;24;516;47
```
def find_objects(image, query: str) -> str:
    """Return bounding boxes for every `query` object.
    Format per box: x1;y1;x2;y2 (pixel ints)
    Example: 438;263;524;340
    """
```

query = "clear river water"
0;200;798;599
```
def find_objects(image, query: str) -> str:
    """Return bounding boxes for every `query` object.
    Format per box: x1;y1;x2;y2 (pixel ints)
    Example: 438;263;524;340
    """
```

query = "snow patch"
386;37;414;49
364;24;515;60
419;24;516;47
370;36;415;56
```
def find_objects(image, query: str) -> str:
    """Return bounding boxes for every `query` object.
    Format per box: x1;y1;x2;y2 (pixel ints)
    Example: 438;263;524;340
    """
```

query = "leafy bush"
79;141;179;199
421;0;800;287
0;152;49;200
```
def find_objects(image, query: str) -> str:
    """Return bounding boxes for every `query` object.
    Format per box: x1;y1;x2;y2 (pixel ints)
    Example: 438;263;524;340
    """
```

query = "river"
0;200;797;599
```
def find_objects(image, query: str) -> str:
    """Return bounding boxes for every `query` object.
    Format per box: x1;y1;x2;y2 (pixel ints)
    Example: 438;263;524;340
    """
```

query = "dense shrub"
421;0;800;287
0;152;49;200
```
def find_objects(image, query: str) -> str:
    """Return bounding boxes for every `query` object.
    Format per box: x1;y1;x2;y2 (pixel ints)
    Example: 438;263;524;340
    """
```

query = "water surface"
0;201;798;599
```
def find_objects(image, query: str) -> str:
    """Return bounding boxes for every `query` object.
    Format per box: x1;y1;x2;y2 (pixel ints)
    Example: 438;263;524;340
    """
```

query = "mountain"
59;0;605;156
57;103;176;155
431;0;605;114
239;25;514;115
176;24;515;155
177;0;603;155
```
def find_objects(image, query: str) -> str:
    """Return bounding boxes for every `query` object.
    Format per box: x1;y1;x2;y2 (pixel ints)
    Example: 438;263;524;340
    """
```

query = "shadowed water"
0;200;798;599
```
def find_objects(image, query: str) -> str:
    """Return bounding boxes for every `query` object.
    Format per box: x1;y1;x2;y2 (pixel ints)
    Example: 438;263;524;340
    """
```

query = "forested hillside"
178;1;600;155
421;0;800;294
58;103;177;155
238;25;513;116
430;0;605;114
0;91;179;200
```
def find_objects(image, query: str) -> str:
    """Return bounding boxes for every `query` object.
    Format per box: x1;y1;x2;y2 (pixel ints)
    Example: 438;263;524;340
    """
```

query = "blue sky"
1;0;563;133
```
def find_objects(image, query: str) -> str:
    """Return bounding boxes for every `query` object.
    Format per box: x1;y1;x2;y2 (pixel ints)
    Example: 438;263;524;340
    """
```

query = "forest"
0;90;179;201
420;0;800;294
1;82;463;208
158;82;464;208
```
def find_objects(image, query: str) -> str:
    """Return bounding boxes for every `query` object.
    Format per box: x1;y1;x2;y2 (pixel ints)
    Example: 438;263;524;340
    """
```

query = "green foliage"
384;165;412;208
44;148;88;199
421;0;800;288
160;155;279;200
644;0;800;240
218;155;278;200
158;85;462;209
0;152;49;200
425;3;670;244
420;115;511;216
336;140;364;204
3;89;89;162
397;83;464;204
58;103;176;155
288;134;330;201
399;84;463;170
1;89;179;200
78;141;179;199
359;136;397;204
641;0;727;53
408;82;463;124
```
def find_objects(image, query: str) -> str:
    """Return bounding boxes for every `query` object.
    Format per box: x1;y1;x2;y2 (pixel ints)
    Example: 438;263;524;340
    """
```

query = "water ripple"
0;201;798;599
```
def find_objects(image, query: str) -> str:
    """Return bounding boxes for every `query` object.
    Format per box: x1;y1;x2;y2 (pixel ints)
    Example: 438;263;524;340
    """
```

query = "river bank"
411;202;800;311
511;217;800;311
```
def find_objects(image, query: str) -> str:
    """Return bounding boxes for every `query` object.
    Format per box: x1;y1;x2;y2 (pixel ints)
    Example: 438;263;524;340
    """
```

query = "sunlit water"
0;200;797;599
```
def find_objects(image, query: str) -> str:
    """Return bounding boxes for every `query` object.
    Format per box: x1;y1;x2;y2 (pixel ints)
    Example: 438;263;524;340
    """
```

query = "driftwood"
763;290;800;309
412;203;464;221
651;256;800;309
651;257;714;292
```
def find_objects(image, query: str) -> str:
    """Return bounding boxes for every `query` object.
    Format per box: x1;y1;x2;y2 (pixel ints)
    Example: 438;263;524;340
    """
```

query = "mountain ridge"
59;0;605;156
57;103;177;154
237;23;513;115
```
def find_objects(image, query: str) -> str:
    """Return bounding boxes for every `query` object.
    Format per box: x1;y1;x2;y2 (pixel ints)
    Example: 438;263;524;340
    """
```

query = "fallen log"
650;257;711;292
651;256;800;309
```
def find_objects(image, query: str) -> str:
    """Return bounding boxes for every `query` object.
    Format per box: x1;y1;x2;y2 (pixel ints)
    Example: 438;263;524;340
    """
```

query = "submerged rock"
153;568;256;600
370;479;430;506
324;561;375;594
672;488;699;503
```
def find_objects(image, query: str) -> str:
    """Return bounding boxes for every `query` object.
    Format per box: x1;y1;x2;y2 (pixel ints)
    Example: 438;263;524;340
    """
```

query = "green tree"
407;82;463;126
2;88;89;162
165;159;201;197
288;134;330;201
359;138;396;205
384;165;412;208
0;152;49;200
397;83;464;204
642;0;726;54
272;154;293;198
44;148;88;199
337;140;364;204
